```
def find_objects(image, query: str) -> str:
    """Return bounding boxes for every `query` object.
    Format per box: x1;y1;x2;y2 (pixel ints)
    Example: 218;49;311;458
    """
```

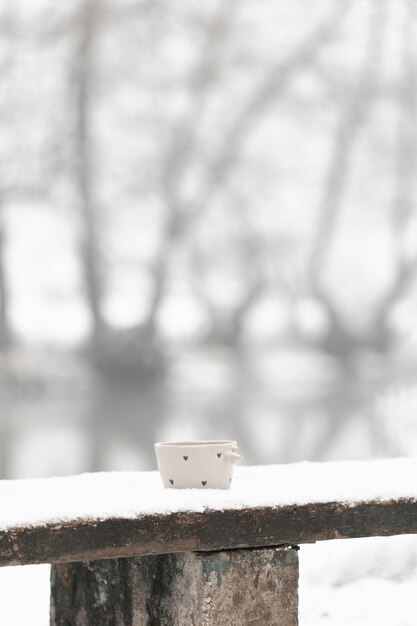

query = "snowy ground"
301;577;417;626
1;536;417;625
300;536;417;625
0;564;50;626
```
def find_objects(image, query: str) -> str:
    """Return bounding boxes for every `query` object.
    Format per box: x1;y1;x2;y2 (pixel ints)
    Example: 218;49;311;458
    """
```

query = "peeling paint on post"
202;554;232;588
51;546;299;625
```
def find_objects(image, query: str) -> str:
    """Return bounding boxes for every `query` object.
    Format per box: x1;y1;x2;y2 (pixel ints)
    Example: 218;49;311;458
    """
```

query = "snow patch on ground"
300;536;417;625
0;565;50;626
300;577;417;626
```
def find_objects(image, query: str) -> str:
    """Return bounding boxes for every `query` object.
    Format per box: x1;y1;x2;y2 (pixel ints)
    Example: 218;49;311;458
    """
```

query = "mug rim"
155;440;237;448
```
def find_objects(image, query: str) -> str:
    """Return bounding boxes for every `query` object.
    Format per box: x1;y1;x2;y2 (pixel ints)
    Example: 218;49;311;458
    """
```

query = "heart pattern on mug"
217;453;222;458
169;479;174;485
202;481;207;486
183;456;188;461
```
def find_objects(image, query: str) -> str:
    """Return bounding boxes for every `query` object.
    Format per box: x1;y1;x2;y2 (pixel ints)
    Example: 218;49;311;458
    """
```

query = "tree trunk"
73;0;106;352
0;214;11;349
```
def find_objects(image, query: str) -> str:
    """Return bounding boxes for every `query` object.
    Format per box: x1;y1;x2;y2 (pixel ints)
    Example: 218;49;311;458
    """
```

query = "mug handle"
224;452;243;464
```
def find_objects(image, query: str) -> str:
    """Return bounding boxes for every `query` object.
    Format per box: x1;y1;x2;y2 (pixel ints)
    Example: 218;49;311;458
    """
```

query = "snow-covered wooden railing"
1;459;417;625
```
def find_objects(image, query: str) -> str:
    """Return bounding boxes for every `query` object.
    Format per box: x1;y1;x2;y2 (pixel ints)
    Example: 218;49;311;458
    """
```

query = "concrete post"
51;546;299;625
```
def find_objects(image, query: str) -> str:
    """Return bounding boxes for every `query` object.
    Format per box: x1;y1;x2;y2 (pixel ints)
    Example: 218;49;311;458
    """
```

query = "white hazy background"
1;0;417;623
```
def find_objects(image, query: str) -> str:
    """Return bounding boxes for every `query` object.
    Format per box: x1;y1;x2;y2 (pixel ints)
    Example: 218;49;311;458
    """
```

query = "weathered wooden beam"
2;498;417;567
50;546;299;626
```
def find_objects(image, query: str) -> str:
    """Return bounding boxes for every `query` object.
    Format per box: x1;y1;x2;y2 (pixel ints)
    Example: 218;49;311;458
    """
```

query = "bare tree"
307;0;388;361
0;201;10;349
277;0;390;462
0;4;18;350
199;0;351;201
374;3;417;338
145;0;352;352
71;0;106;354
144;0;240;341
63;0;353;376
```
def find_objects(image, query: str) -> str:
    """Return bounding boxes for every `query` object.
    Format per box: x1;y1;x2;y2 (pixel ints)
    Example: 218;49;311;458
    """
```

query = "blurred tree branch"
158;0;351;233
145;0;239;337
374;5;417;334
72;0;107;352
0;0;155;42
307;0;388;358
0;3;22;350
190;206;266;347
199;0;351;201
0;201;10;349
147;0;352;349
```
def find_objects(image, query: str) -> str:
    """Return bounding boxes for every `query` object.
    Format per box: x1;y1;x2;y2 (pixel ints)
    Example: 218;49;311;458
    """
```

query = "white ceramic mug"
154;440;243;489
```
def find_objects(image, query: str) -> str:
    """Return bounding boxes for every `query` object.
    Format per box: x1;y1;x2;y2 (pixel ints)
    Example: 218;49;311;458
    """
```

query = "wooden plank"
50;547;299;626
1;498;417;567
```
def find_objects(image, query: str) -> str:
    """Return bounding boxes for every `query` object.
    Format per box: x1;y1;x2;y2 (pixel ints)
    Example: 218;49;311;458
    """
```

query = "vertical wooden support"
50;546;299;626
